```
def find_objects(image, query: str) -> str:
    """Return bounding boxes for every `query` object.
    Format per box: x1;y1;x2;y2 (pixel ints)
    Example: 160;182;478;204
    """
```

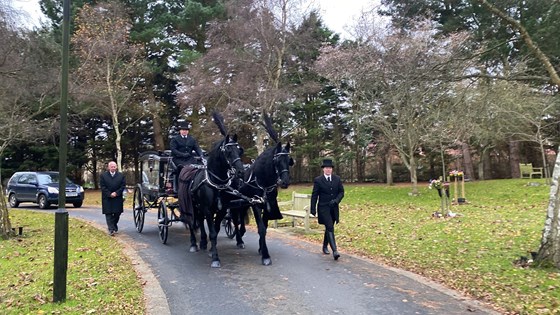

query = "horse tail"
262;111;279;143
212;111;228;136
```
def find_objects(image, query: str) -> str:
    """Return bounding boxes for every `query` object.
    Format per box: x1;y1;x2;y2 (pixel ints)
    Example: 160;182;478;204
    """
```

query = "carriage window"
142;160;160;190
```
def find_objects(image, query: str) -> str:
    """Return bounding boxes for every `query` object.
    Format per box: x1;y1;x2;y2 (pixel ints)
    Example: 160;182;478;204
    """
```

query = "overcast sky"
11;0;379;38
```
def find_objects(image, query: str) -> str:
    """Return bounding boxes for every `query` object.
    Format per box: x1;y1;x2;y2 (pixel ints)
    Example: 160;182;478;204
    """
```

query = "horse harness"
240;150;291;210
189;140;263;209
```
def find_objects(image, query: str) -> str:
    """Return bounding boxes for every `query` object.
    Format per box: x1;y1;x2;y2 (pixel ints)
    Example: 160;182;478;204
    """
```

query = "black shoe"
333;251;340;260
327;231;339;260
322;247;330;255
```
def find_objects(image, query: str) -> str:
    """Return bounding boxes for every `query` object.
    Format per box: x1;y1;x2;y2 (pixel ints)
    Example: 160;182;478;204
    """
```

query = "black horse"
229;114;293;265
178;112;245;268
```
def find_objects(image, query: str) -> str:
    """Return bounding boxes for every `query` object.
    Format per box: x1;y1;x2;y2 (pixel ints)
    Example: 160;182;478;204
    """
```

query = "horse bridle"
243;150;290;194
273;151;290;179
220;140;242;169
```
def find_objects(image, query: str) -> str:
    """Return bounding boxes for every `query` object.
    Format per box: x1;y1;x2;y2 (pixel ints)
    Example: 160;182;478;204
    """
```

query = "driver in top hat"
170;121;204;168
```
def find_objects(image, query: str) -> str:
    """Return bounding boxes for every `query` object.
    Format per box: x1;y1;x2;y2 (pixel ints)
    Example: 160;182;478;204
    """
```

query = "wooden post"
461;176;466;200
454;176;458;203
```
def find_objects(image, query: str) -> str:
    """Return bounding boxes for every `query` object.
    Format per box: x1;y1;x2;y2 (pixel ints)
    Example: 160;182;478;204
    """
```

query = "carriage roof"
138;150;173;163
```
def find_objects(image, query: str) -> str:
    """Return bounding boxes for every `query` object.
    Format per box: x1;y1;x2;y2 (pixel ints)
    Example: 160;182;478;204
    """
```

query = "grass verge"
0;210;144;314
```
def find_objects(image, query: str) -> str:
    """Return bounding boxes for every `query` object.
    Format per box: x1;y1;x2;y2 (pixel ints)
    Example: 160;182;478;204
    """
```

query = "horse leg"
252;206;271;266
199;218;208;251
188;223;199;253
233;209;245;249
207;216;221;268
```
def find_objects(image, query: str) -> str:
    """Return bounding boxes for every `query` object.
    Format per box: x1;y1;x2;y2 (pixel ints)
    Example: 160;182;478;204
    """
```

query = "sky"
10;0;379;38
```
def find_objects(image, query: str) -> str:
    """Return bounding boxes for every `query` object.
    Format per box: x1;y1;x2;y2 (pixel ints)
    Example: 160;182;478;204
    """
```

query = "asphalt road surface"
37;206;498;315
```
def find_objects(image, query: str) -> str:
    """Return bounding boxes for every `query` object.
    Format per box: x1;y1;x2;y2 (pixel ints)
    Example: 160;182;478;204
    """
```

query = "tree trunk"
461;142;475;181
538;132;550;180
152;110;165;151
535;143;560;268
386;153;393;186
111;99;123;171
509;139;521;179
409;154;418;195
0;183;13;239
480;148;492;180
149;88;165;151
356;145;365;182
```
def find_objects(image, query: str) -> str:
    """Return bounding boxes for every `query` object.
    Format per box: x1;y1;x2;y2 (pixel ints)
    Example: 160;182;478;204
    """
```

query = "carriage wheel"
224;217;235;239
158;202;169;244
132;185;146;233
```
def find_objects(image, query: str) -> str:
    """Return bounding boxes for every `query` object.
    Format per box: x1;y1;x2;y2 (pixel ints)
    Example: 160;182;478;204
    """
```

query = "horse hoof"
211;261;221;268
237;243;245;249
189;246;198;253
262;258;272;266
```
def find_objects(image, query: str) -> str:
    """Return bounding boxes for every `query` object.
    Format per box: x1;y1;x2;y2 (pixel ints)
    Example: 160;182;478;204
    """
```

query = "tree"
178;0;314;154
472;0;560;268
0;3;60;238
316;19;471;193
71;1;146;170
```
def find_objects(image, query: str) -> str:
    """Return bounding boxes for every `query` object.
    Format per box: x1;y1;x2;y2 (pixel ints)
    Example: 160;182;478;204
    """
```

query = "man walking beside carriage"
311;159;345;260
100;161;126;236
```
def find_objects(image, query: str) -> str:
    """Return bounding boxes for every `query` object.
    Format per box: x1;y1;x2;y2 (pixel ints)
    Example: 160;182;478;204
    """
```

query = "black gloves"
329;200;337;206
310;208;316;216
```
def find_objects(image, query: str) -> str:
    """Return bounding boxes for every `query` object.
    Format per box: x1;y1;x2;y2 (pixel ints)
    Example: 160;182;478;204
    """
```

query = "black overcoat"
100;171;126;214
310;174;344;224
170;135;203;167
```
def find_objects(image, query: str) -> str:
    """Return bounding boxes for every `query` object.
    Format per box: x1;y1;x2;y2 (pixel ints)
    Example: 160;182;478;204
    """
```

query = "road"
50;206;497;315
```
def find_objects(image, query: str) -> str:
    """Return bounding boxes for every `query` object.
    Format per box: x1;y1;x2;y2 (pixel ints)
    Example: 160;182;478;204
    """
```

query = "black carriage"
132;150;235;243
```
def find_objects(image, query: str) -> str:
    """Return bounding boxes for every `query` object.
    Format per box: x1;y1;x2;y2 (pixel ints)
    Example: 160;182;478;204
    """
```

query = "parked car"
6;171;85;209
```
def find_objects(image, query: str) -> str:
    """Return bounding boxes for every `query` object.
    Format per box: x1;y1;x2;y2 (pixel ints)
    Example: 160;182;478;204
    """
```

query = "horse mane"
262;112;279;144
213;112;228;136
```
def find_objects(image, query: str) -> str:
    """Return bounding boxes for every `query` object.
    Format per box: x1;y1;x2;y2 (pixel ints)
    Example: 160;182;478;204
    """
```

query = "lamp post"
53;0;71;303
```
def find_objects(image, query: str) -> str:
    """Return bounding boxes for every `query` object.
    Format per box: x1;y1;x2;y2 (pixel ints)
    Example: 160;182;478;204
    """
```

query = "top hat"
177;121;191;130
321;159;334;168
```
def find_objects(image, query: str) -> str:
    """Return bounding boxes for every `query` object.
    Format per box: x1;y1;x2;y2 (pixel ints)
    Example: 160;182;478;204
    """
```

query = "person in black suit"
170;121;204;168
100;161;126;236
310;159;345;260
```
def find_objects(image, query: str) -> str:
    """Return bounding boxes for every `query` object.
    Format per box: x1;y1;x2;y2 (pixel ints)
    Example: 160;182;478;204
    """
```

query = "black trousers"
105;213;121;232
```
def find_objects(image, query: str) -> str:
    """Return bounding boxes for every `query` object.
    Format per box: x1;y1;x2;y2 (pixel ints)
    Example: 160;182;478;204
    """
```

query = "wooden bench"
519;163;543;179
275;192;315;231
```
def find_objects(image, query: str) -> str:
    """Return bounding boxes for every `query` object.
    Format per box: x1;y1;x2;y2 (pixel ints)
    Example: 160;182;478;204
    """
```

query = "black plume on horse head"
212;112;228;136
262;112;279;143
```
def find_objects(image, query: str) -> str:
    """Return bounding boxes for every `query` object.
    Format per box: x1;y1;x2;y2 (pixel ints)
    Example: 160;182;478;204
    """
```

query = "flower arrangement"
428;178;443;190
449;170;464;178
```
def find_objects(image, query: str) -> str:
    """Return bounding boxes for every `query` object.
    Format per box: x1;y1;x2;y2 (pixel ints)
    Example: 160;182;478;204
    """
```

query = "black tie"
327;177;331;182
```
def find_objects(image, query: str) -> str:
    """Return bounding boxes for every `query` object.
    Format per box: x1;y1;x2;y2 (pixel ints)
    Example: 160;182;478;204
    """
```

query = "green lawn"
2;178;559;314
0;211;144;314
277;178;558;314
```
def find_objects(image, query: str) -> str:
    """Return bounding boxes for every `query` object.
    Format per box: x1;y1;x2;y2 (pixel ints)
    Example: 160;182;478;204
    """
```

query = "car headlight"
47;187;59;194
78;186;84;193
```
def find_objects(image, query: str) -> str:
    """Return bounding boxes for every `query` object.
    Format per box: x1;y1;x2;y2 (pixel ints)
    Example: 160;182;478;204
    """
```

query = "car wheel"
8;194;19;208
38;194;50;209
73;201;83;208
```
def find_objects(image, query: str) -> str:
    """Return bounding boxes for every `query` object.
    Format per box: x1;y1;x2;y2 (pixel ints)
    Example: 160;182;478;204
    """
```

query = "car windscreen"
37;174;73;185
